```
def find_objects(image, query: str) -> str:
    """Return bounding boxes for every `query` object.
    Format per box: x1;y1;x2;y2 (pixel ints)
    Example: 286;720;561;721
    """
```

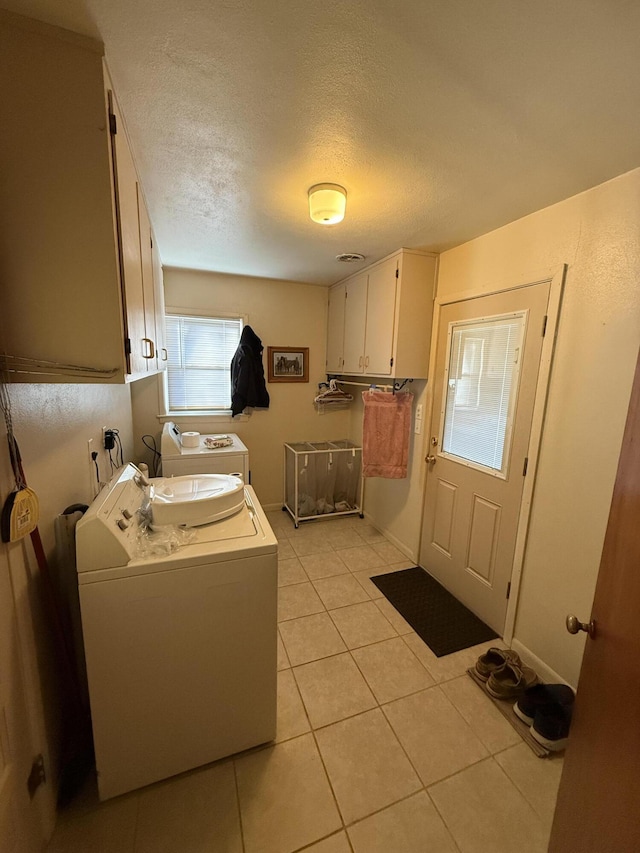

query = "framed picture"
267;347;309;383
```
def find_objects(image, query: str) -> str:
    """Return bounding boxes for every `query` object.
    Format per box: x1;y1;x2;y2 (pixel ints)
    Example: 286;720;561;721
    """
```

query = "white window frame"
438;310;528;480
161;307;247;418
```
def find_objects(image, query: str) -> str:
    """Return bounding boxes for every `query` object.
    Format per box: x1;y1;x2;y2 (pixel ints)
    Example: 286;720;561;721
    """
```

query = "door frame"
419;264;566;641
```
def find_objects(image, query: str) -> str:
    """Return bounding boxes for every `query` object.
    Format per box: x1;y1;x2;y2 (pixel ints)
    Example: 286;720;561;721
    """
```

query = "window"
164;313;243;412
441;313;526;475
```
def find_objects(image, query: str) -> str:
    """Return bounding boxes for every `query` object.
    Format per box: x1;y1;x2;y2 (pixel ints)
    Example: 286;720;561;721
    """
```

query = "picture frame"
267;347;309;383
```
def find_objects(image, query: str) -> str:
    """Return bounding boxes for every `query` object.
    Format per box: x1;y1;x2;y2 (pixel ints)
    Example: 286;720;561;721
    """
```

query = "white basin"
150;474;245;527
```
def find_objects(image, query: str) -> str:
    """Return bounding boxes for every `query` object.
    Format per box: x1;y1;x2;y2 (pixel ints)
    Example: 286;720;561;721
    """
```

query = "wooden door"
419;282;549;631
326;283;346;373
342;274;368;373
0;442;43;852
364;257;397;376
549;347;640;853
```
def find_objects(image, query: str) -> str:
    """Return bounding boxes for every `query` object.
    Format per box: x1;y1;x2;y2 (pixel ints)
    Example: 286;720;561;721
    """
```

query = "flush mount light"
308;183;347;225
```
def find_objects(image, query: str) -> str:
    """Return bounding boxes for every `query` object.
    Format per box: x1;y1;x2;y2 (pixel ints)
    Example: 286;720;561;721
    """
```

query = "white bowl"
150;474;244;527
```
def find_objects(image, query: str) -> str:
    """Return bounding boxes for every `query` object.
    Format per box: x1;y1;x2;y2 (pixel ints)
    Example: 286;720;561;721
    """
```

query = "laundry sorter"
283;440;363;527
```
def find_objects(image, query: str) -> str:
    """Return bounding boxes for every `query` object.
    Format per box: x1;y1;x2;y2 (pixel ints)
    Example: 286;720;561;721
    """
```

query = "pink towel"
361;391;413;478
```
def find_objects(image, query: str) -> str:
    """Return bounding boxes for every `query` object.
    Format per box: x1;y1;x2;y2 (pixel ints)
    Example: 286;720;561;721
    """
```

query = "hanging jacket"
230;325;270;417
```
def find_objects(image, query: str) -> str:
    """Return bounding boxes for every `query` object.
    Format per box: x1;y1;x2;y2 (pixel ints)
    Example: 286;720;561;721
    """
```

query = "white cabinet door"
326;283;346;373
110;93;147;376
342;274;368;373
152;232;168;371
137;187;157;372
364;257;397;375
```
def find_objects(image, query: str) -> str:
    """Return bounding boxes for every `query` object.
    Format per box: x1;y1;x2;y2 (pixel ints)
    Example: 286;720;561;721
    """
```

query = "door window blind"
442;314;525;474
165;314;243;411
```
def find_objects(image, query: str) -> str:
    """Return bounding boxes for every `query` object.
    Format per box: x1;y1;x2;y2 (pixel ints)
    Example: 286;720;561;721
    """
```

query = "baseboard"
361;511;417;563
262;502;284;513
510;639;572;688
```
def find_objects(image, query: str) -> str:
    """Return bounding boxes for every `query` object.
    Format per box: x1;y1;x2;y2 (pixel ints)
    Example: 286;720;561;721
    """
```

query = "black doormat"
371;567;498;657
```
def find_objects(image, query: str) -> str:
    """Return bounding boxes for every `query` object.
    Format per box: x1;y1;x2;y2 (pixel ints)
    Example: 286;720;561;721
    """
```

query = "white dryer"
75;464;276;800
161;421;249;481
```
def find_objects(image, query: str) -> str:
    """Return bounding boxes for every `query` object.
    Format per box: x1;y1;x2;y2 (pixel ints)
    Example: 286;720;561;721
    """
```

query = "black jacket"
230;326;270;417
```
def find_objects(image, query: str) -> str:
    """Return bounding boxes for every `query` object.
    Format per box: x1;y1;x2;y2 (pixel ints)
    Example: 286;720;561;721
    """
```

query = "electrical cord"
105;428;124;471
142;434;162;477
91;451;100;486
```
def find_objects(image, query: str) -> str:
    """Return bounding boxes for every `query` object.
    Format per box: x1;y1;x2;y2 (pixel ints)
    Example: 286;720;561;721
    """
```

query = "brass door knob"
425;455;436;465
566;614;596;639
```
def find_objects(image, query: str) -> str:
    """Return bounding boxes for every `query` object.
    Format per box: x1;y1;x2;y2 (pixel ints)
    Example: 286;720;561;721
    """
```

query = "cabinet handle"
359;355;363;368
364;356;370;369
161;347;168;361
142;338;155;359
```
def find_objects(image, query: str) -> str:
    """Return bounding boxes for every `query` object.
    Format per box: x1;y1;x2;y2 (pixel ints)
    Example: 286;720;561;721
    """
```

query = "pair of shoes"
514;684;575;751
474;647;521;681
474;647;539;699
486;661;539;699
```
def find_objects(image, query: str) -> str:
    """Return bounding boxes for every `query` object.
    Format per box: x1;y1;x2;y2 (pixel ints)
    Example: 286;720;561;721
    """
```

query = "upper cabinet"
326;249;437;379
0;11;166;382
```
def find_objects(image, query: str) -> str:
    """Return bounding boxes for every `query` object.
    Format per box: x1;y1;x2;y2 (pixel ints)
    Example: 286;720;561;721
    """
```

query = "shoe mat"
466;668;551;758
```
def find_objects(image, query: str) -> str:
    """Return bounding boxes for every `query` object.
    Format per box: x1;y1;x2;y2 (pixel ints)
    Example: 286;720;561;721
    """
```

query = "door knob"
425;455;437;465
566;614;596;639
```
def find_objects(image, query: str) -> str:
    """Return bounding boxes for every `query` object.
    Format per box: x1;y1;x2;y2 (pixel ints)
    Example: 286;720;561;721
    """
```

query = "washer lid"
150;474;244;527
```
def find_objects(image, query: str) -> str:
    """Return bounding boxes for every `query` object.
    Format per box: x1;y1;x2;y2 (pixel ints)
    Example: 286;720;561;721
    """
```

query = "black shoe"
513;683;575;725
530;702;573;751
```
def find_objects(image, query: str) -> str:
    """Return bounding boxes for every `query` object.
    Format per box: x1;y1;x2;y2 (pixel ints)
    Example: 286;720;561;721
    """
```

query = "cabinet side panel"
0;21;125;378
393;253;436;378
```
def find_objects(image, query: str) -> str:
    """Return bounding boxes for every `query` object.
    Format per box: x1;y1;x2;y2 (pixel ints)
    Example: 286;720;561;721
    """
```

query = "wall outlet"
415;403;423;420
414;417;422;435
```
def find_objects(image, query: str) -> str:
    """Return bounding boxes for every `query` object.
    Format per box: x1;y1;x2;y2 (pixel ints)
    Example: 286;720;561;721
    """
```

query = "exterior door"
419;282;549;632
549;348;640;853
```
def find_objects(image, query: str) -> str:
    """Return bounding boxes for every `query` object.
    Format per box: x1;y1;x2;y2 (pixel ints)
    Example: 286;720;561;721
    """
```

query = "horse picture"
268;347;309;382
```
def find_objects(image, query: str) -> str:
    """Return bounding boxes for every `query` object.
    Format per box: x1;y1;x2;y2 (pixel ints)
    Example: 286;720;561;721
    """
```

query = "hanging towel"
361;391;413;478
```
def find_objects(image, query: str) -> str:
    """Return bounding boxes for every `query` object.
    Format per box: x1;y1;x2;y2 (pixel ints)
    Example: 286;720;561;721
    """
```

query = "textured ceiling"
4;1;640;284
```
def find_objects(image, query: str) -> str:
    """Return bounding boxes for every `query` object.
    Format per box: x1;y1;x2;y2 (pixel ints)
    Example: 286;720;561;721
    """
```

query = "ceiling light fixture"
308;183;347;225
336;253;365;263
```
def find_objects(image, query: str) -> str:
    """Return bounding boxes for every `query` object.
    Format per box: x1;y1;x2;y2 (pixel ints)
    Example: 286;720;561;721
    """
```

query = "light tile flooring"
48;513;563;853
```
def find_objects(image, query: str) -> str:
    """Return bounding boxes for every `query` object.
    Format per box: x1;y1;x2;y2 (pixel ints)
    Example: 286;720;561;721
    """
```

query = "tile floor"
48;513;563;853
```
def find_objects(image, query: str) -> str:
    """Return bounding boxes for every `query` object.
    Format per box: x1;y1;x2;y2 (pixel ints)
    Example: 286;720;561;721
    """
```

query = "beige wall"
1;383;133;838
132;269;350;507
435;168;640;685
347;379;428;559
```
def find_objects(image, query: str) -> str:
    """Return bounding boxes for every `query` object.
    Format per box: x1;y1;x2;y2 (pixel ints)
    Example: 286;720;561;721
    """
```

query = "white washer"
161;421;249;481
75;464;277;801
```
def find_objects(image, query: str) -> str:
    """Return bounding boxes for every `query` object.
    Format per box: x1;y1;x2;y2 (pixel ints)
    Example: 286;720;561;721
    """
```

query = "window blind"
165;314;243;411
442;316;524;472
